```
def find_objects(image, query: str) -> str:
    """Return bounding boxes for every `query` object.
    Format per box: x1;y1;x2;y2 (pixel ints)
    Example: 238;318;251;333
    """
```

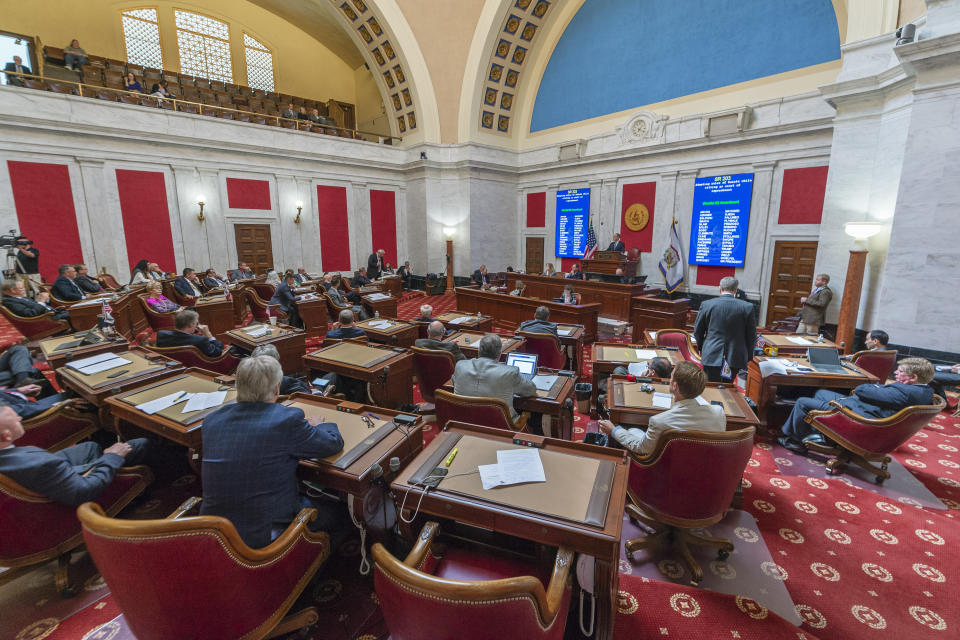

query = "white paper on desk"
478;464;504;490
533;374;557;391
557;328;573;336
74;356;131;375
368;320;393;329
496;448;546;485
448;316;471;325
635;349;658;360
694;395;709;406
758;359;789;377
66;352;120;370
136;391;188;415
244;325;270;338
366;292;389;301
182;390;227;413
627;362;649;376
652;392;673;409
786;336;812;345
69;298;104;307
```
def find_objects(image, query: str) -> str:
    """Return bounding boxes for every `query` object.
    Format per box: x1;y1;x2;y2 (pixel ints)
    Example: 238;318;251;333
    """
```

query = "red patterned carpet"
2;293;958;639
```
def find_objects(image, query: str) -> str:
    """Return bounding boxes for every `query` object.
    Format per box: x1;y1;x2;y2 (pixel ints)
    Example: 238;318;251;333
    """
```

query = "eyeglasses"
360;414;376;429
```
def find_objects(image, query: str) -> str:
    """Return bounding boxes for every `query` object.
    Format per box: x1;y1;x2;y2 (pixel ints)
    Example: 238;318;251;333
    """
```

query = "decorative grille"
243;34;274;92
174;9;233;82
121;8;163;69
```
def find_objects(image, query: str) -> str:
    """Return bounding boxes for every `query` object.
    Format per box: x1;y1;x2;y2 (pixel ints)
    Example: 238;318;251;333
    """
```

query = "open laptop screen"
506;352;538;376
807;347;842;367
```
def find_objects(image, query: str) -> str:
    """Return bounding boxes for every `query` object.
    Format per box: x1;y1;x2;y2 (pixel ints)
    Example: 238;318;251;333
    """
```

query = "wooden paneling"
524;236;544;275
504;274;651;321
455;287;600;342
233;224;274;276
765;240;818;326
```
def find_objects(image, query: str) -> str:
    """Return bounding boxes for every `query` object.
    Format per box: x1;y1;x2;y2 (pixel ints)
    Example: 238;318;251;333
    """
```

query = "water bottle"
375;310;380;318
817;333;824;343
476;311;481;320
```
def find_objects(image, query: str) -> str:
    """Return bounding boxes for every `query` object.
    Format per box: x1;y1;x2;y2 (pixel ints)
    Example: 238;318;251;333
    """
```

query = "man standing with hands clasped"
693;276;757;383
797;273;832;336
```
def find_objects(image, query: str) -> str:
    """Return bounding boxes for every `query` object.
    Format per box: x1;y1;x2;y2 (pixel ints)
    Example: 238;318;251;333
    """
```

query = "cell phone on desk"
710;400;724;407
311;377;330;388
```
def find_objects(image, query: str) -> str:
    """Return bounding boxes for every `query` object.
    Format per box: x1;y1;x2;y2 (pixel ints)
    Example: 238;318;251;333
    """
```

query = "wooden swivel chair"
0;305;70;340
144;345;241;375
137;294;178;332
78;497;328;639
850;349;898;382
411;346;457;413
373;521;573;640
246;288;285;323
516;330;566;370
654;328;701;367
625;427;755;585
434;389;528;432
17;403;99;452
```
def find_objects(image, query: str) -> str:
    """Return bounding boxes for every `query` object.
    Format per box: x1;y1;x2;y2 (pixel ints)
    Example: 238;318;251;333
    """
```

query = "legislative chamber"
0;2;958;639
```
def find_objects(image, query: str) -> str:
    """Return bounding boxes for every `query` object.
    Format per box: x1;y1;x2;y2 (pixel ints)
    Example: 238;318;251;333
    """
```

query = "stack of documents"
66;352;132;375
785;336;813;346
244;325;272;338
758;358;809;377
367;320;394;330
135;390;227;415
448;316;471;325
478;449;546;490
557;327;573;337
366;292;390;301
635;349;658;360
532;374;557;391
652;392;672;408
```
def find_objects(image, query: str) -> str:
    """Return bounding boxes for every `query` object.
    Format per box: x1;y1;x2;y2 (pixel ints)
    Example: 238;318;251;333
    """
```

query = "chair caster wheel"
825;468;838;476
875;476;885;484
717;549;730;560
59;586;79;598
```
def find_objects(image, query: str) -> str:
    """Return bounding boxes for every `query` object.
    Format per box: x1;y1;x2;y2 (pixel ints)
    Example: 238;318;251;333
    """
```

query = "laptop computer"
806;347;846;374
506;352;539;381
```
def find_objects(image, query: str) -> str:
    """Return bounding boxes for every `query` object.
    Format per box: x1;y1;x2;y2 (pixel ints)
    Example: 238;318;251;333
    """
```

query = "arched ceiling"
247;0;365;68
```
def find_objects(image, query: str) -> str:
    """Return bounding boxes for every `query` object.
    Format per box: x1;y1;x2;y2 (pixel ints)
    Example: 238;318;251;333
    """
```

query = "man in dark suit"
414;321;465;361
0;406;147;506
270;273;302;328
0;344;44;388
413;303;436;323
607;233;625;252
199;356;346;549
73;264;102;293
397;261;411;289
230;262;255;281
294;268;313;285
367;249;384;280
778;357;935;454
352;268;372;288
251;344;310;395
472;265;491;289
566;263;584;280
174;268;204;299
202;268;228;290
327;309;366;340
1;279;71;322
1;384;75;419
156;309;224;357
518;306;558;337
51;264;86;302
693;276;757;382
3;56;30;87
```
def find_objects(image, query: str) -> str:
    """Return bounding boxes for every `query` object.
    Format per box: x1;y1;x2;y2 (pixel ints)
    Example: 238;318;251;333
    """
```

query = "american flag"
583;223;598;259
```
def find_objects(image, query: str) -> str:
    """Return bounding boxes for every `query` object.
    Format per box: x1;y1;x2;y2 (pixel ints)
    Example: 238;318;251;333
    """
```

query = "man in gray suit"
693;276;757;382
518;306;558;336
415;321;466;361
797;273;832;335
453;334;536;418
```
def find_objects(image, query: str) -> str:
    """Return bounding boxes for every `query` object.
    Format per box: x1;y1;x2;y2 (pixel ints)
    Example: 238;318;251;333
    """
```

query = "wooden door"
234;224;274;275
525;236;544;275
765;240;818;326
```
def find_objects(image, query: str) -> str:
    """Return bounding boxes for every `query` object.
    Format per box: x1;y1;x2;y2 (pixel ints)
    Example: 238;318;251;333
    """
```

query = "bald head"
427;320;445;339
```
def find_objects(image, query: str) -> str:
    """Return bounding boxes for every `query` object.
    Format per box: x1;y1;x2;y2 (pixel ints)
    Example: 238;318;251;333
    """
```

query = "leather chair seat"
431;547;550;588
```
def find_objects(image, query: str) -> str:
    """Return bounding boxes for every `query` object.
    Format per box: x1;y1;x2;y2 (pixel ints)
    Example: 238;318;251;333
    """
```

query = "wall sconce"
443;226;456;238
843;221;884;240
294;200;303;224
196;194;206;222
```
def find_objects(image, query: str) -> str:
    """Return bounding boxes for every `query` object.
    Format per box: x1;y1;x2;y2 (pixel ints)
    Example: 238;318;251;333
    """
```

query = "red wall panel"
317;185;351;272
369;189;398;267
695;265;735;287
116;169;176;273
526;192;546;227
619;182;656;252
7;161;83;281
559;258;580;273
778;166;828;224
226;178;271;210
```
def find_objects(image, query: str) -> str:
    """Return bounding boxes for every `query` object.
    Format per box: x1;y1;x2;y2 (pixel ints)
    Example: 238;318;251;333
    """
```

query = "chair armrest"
542;548;574;622
513;412;530;431
403;520;440;570
167;496;202;519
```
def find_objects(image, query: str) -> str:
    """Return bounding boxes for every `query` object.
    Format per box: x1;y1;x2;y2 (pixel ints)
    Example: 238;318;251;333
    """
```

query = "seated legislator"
129;259;150;284
509;280;527;297
0;382;74;420
74;264;102;294
397;261;411;288
156;309;225;358
51;264;87;302
199;355;348;549
174;268;205;298
566;263;584;280
0;344;46;388
270;273;303;328
560;284;580;304
144;281;181;313
453;334;536;419
414;303;436;323
598;361;725;455
0;406;147;506
865;329;889;350
327;309;367;340
472;264;491;289
294;268;313;285
328;274;366;317
231;262;255;281
542;263;557;277
251;344;310;396
264;270;281;287
933;364;960;390
519;306;558;336
352;268;372;288
2;279;71;322
202;268;229;290
320;273;333;291
607;233;625;252
414;321;466;362
778;357;936;454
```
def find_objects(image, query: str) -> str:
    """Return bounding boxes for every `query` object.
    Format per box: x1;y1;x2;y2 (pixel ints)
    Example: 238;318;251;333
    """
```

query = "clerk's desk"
606;375;759;430
504;273;650;322
453;286;600;342
303;341;413;409
392;422;627;640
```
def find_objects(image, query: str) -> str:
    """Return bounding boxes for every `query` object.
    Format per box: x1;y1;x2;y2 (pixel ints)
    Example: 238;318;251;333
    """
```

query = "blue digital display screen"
555;188;591;258
688;173;754;267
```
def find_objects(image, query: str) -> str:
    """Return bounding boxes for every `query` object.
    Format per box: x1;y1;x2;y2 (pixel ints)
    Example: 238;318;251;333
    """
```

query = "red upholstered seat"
850;349;897;382
137;294;177;332
0;304;70;340
655;329;701;367
252;282;276;301
804;396;945;483
517;330;566;370
78;497;328;640
411;346;456;404
0;466;151;596
323;292;357;323
373;521;572;640
18;403;99;452
98;273;122;290
246;288;285;323
144;346;241;375
434;389;527;432
626;427;755;584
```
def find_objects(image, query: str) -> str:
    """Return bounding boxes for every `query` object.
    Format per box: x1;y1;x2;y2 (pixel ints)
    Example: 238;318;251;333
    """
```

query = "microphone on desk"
389;457;401;474
377;364;390;384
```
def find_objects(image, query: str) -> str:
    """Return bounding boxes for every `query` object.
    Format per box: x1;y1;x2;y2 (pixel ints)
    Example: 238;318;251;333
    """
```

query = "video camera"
0;230;28;249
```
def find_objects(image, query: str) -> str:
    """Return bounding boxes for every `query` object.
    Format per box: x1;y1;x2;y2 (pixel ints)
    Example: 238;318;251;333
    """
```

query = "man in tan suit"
797;273;832;335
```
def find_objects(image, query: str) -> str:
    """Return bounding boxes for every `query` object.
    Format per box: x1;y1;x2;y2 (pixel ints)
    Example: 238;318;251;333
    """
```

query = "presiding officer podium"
582;249;640;277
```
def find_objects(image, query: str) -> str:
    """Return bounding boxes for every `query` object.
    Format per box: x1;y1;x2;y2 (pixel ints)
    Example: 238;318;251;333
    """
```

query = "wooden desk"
745;355;878;428
443;331;525;361
105;369;238;450
757;333;837;355
293;394;423;502
303;342;413;409
38;331;129;371
195;296;234;342
297;295;329;338
582;256;638;276
226;324;306;374
392;422;628;640
109;291;147;340
554;324;586;379
607;376;759;429
230;285;248;324
630;296;689;343
362;294;398;319
378;276;402;297
65;294;116;330
504;273;648;321
591;343;685;418
436;311;493;333
355;318;418;347
454;287;600;343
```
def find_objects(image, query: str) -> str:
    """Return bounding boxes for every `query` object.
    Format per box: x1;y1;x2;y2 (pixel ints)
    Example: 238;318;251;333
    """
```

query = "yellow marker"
444;448;459;467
